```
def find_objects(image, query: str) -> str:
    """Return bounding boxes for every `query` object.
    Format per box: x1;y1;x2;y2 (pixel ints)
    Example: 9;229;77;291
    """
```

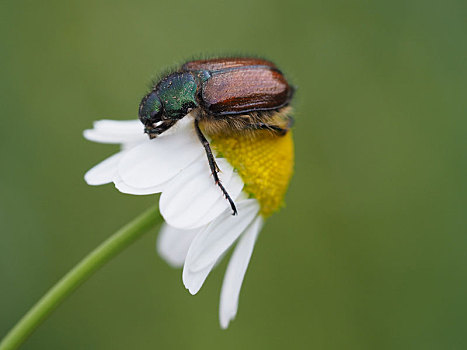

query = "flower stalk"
0;206;161;350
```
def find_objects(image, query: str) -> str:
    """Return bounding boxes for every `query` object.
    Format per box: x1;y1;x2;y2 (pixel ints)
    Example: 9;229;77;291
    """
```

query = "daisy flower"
84;112;294;328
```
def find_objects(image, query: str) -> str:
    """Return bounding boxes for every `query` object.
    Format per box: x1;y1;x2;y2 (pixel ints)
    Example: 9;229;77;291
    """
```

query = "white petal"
183;199;260;295
186;199;259;271
84;152;122;185
152;115;194;137
183;263;215;295
83;120;145;145
219;216;263;329
113;175;169;195
157;223;202;267
189;172;244;229
160;158;244;229
117;118;204;189
93;119;142;133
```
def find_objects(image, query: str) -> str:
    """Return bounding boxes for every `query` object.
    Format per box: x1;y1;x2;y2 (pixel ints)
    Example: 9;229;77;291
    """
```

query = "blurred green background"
1;0;466;349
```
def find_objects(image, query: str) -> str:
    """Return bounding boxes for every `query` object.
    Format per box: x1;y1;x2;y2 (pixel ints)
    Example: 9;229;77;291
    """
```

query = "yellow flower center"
209;130;294;217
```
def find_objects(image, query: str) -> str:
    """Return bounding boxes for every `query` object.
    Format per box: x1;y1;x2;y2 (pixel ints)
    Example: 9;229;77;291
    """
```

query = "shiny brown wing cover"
200;66;291;115
181;57;277;72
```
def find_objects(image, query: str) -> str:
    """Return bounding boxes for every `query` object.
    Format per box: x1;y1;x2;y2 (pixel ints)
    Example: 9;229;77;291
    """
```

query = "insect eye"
138;92;162;125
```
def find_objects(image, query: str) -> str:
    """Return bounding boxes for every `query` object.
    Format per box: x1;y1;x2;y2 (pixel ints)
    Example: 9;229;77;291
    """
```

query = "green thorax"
156;72;199;119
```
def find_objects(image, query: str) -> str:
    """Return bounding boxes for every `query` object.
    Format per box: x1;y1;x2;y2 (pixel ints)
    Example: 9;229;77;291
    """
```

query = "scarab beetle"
138;57;295;215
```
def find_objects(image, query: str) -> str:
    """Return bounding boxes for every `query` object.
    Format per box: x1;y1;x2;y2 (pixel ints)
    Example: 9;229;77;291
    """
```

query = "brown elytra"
181;57;277;72
181;58;293;116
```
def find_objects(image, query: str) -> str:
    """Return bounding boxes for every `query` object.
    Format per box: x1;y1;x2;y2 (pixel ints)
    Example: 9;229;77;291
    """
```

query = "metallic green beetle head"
138;91;163;128
138;72;199;133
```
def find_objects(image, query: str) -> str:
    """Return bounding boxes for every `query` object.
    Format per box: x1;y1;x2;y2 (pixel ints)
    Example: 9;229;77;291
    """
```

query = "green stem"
0;206;162;350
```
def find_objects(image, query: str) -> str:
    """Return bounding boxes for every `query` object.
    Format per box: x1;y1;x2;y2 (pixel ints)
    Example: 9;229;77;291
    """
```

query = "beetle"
138;57;295;215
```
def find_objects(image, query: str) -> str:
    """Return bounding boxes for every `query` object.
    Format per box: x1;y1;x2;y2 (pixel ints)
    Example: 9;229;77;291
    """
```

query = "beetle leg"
246;122;289;136
246;114;294;135
194;119;238;216
145;120;176;139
